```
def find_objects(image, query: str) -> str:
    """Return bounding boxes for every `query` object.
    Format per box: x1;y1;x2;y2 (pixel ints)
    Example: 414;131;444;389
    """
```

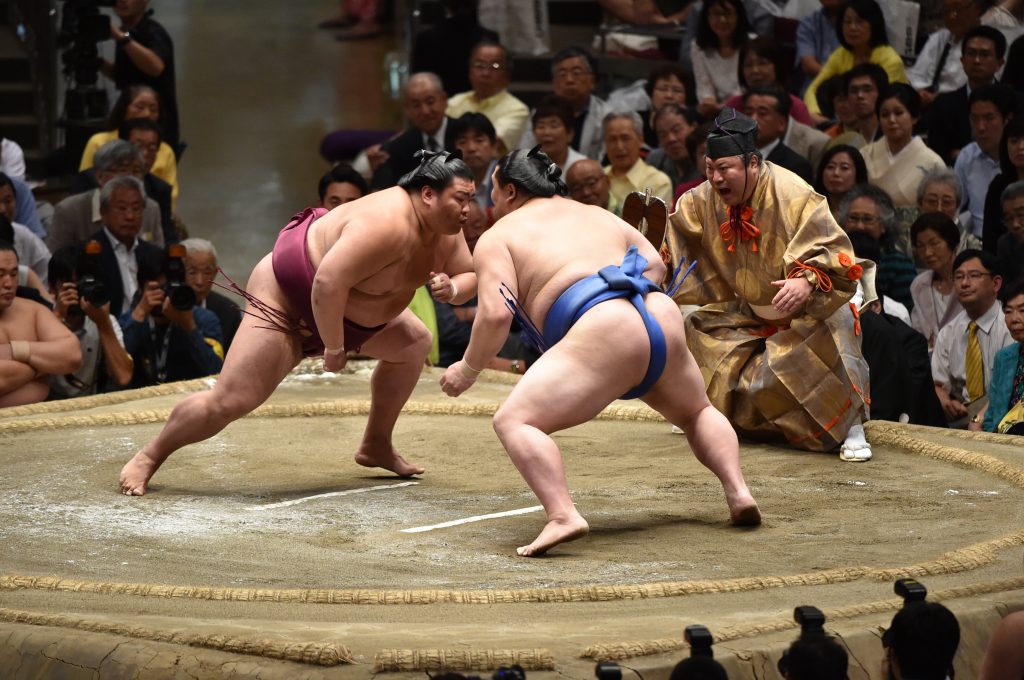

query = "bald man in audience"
566;159;619;215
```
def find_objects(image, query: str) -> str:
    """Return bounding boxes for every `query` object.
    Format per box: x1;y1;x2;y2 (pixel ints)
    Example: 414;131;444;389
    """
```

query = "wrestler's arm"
431;231;478;305
312;220;397;358
439;232;515;397
616;216;668;285
22;303;83;375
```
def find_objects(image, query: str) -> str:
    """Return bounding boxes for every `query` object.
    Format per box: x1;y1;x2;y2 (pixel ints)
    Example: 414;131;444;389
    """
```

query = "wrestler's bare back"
305;186;466;327
482;195;665;326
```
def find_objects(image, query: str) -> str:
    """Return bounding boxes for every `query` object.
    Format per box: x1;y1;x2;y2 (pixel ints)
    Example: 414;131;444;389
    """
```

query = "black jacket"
89;228;164;317
766;143;814;185
370;117;459;190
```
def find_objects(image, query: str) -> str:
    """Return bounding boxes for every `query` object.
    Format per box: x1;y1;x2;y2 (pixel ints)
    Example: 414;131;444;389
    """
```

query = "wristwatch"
117;32;133;46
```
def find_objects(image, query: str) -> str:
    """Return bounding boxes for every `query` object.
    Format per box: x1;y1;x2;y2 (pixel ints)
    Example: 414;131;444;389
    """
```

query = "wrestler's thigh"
215;257;303;401
499;305;648;434
359;308;431;363
640;294;711;421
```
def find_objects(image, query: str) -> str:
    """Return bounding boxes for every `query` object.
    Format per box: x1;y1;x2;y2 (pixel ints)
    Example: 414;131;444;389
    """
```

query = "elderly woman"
861;84;946;248
916;168;981;252
982;276;1024;434
815;144;867;218
909;213;964;350
839;183;916;310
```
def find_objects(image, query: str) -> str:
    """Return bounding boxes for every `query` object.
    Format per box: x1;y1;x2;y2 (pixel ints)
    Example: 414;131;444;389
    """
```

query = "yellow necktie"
966;321;984;402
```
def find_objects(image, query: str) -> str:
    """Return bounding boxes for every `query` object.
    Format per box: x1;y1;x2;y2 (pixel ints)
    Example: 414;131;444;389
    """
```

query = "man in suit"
69;121;176;246
181;237;242;352
744;85;814;185
927;25;1006;165
89;175;163;317
370;72;457;190
49;140;164;253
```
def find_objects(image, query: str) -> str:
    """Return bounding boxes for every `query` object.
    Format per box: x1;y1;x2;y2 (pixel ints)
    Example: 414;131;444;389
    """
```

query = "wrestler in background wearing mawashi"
119;151;478;495
440;148;760;557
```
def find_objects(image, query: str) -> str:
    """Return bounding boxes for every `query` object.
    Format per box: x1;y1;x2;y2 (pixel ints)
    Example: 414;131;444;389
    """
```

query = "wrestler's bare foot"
726;490;761;526
354;444;425;477
119;452;162;496
516;513;590;557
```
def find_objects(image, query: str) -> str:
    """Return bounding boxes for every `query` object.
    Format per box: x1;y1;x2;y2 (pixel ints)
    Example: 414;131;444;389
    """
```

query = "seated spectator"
409;0;498;95
79;85;179;201
839;183;917;310
725;37;815;127
673;122;714;200
49;140;165;253
979;610;1024;677
0;173;51;285
519;47;607;160
452;113;498;208
88;176;164;317
917;168;980;251
369;72;456;191
445;41;529;153
5;173;45;239
910;213;966;350
795;0;842;95
932;248;1014;426
318;163;368;209
848;231;911;323
566;158;619;214
803;0;907;120
926;25;1006;165
862;84;946;238
691;0;751;120
669;656;728;680
1;214;50;304
608;63;694;150
46;245;133;398
817;75;863;144
982;275;1024;432
0;135;25;180
649;104;701;190
743;85;815;184
815;144;867;218
778;631;848;680
983;116;1024;251
1003;31;1024;91
839;63;889;145
529;95;587;175
907;0;986;107
956;84;1016;238
602;111;673;209
181;238;242;353
120;249;223;388
996;181;1024;282
882;601;960;680
984;0;1024;28
0;241;81;407
72;119;176;246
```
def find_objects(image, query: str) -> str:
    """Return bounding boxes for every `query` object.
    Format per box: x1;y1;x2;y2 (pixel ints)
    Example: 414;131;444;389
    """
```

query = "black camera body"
684;625;714;658
164;244;196;311
71;240;109;314
59;0;116;119
77;275;109;308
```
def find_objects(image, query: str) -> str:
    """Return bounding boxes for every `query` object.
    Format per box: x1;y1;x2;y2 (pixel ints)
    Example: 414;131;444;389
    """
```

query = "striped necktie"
966;320;984;402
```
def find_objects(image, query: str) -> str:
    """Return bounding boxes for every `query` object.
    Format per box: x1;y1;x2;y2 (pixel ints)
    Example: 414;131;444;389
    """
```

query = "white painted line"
257;481;419;510
401;505;544;533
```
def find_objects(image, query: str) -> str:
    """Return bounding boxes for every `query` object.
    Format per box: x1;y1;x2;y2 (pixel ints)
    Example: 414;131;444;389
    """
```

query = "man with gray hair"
181;237;242;351
48;139;163;253
602;110;673;210
90;175;164;316
369;72;458;190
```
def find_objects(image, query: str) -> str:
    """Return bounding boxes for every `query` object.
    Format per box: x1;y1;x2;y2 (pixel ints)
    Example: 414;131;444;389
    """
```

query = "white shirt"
1;138;26;181
931;302;1014;402
906;29;965;94
12;221;51;286
953;142;1002;235
422;117;448;152
48;314;126;399
103;226;140;305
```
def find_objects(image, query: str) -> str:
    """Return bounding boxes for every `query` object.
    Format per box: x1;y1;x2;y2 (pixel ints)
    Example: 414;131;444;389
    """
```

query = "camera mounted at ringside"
58;0;116;119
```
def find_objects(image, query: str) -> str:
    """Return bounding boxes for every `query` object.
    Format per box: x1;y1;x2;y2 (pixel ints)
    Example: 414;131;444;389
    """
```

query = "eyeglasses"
963;48;995;60
953;271;993;282
653;84;686;95
1004;210;1024;227
568;176;602;193
471;60;504;72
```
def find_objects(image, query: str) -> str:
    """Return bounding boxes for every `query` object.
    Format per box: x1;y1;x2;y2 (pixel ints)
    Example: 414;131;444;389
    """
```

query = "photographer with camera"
120;245;222;388
778;607;849;680
881;579;961;680
47;244;133;398
99;0;179;154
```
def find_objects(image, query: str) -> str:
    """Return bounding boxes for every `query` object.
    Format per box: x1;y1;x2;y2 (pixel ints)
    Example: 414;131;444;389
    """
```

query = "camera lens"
166;282;196;311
